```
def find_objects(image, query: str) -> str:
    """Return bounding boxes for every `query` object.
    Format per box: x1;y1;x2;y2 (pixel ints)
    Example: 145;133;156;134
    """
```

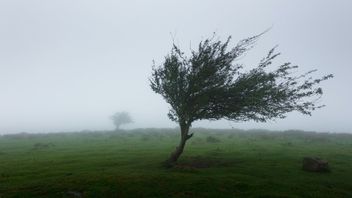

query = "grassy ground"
0;128;351;198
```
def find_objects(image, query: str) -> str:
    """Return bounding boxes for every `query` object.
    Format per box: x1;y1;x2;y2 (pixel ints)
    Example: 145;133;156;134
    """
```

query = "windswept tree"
110;111;133;130
150;33;333;166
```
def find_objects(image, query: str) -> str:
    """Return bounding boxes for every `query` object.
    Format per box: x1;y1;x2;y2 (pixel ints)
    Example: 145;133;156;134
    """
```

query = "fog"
0;0;351;134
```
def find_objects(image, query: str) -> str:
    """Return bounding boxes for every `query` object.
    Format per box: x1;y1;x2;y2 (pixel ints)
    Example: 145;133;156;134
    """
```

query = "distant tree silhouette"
150;32;333;167
110;112;133;130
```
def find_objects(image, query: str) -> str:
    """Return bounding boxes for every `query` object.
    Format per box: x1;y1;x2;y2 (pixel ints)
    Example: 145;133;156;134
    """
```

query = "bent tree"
150;33;333;166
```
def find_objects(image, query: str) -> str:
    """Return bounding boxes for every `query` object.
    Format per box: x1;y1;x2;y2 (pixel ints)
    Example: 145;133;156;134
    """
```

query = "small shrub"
141;135;150;141
32;143;55;150
281;142;293;146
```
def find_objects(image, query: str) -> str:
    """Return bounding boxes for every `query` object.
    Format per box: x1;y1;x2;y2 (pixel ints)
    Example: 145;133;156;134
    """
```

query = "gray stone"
302;157;329;172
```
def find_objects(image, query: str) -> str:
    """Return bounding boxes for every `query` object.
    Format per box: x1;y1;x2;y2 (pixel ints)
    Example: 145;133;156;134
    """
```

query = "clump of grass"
141;134;150;141
32;142;55;150
206;136;221;143
281;141;293;147
190;137;203;145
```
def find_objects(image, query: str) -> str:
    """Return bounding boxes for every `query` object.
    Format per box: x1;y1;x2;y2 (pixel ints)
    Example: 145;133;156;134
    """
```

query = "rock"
302;157;330;172
66;191;82;198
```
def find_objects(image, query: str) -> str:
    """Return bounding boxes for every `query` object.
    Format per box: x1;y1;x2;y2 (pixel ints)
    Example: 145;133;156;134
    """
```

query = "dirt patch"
65;190;83;198
176;156;240;169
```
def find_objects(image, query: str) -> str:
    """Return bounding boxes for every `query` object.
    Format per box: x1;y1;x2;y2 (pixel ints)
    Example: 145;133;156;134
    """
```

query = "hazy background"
0;0;351;134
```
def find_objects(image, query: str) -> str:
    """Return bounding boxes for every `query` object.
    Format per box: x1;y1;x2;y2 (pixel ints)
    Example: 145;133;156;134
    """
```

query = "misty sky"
0;0;351;134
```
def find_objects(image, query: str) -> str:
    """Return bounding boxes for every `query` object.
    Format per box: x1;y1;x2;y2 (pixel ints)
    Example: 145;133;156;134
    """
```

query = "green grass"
0;128;352;197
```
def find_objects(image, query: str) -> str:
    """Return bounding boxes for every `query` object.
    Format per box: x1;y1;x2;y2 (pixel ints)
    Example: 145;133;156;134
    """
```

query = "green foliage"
150;33;333;124
0;129;352;197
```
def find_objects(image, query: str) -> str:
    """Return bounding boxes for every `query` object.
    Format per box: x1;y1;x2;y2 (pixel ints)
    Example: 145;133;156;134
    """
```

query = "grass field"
0;128;351;198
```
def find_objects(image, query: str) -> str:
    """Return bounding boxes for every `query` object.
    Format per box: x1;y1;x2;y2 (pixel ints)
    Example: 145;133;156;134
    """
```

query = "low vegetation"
0;129;351;197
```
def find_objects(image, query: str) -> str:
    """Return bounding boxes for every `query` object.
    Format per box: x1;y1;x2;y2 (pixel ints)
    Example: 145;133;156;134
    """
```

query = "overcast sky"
0;0;351;134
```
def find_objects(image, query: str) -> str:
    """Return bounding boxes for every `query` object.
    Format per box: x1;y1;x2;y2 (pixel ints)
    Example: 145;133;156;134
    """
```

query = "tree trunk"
164;122;193;167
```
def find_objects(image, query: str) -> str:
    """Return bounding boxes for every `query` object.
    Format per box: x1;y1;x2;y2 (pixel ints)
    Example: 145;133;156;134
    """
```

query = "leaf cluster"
150;33;333;125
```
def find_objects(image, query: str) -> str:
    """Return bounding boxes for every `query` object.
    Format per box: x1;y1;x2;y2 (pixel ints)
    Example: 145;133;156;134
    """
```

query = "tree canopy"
150;33;333;165
110;111;133;130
